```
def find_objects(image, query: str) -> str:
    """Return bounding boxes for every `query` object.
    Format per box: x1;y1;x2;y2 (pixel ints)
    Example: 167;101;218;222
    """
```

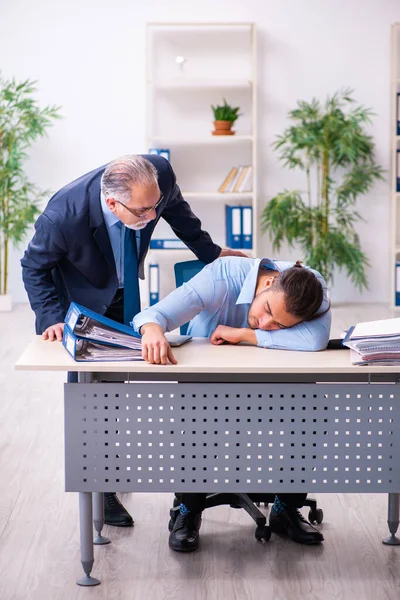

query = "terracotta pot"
212;120;235;136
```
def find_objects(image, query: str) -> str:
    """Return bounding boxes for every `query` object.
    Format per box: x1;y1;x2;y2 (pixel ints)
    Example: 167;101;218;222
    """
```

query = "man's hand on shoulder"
218;248;249;258
42;323;65;342
210;325;257;346
140;323;177;365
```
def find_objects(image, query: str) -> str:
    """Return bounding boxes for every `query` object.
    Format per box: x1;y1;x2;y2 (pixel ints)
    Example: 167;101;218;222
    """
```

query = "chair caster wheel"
308;507;324;525
255;525;271;542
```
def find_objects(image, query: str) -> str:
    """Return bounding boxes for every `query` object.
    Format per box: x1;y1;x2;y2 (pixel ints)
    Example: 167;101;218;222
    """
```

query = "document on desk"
65;302;141;349
63;326;144;362
344;317;400;365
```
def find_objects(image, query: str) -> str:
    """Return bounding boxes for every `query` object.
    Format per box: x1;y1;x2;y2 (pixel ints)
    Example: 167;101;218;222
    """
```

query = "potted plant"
0;74;60;310
211;98;241;136
261;89;384;291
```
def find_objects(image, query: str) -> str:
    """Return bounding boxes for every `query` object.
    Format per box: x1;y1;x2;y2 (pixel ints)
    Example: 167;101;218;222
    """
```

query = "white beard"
125;220;152;231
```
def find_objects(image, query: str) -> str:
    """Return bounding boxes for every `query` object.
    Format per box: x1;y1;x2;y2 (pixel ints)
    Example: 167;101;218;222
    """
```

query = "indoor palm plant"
0;74;60;309
211;98;241;136
261;89;384;291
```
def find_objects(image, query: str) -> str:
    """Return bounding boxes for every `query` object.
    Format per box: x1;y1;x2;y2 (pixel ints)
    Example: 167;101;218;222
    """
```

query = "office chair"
170;259;329;542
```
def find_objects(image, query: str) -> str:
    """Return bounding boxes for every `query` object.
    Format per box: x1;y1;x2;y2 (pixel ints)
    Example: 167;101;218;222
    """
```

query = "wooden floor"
1;303;400;600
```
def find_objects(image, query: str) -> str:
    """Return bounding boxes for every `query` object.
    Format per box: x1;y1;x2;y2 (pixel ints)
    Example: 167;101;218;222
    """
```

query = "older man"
21;154;246;527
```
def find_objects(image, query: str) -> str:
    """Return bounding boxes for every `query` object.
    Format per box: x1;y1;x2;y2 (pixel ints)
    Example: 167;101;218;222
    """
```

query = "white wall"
1;0;399;304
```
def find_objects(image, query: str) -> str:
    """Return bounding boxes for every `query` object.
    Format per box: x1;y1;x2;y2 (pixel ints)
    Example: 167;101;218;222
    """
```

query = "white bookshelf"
390;23;400;310
145;22;257;303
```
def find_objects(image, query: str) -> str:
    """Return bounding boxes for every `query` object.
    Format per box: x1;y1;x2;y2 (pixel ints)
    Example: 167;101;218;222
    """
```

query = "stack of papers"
70;338;144;362
343;317;400;365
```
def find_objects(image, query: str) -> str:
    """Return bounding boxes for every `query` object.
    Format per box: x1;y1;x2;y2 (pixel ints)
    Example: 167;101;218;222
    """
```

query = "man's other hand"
42;323;65;341
210;325;257;346
140;323;178;365
218;248;249;258
210;325;244;345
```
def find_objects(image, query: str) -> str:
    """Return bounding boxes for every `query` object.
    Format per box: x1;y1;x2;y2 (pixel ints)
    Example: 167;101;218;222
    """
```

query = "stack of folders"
343;317;400;365
63;302;143;362
218;166;252;193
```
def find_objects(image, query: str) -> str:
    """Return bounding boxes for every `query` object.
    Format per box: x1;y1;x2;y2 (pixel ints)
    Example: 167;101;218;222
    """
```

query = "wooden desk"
16;337;400;586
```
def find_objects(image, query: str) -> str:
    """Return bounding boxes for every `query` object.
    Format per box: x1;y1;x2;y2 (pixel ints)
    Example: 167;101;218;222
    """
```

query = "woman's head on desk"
248;260;328;332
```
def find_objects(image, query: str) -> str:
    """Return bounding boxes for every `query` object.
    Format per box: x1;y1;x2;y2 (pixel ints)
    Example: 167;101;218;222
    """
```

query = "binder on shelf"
396;261;400;306
397;93;400;136
64;302;141;350
225;205;242;248
148;148;170;161
150;239;187;249
218;167;238;193
62;325;143;362
149;263;160;306
241;206;253;249
159;149;170;161
397;150;400;192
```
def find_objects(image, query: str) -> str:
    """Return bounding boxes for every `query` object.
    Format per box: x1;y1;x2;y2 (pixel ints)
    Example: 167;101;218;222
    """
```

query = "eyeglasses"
116;195;164;219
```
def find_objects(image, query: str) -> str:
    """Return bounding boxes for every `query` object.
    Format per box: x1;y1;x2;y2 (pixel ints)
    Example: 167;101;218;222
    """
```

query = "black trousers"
178;492;308;513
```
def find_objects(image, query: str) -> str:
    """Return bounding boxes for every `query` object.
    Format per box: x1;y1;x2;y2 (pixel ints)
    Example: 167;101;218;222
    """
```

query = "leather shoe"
269;507;323;545
104;492;134;527
169;512;202;552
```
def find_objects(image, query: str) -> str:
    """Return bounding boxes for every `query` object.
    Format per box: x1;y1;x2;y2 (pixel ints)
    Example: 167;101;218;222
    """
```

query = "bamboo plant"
261;89;384;291
0;75;60;295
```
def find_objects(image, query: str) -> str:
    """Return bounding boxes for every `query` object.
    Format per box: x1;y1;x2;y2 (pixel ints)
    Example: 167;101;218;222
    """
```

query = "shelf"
149;79;253;89
182;192;253;199
149;135;254;145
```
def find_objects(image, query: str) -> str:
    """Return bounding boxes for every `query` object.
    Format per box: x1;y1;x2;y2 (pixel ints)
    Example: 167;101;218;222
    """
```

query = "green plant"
211;98;241;122
261;89;384;291
0;74;60;295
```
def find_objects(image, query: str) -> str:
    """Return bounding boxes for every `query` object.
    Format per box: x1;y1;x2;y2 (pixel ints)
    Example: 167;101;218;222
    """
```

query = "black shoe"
104;492;134;527
269;506;323;545
169;511;202;552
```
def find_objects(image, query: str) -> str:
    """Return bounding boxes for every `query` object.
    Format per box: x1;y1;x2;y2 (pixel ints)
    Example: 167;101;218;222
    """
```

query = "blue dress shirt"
133;257;331;352
100;194;140;287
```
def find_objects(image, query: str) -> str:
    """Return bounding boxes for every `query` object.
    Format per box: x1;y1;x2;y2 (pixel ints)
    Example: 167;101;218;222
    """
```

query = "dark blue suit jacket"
21;154;221;333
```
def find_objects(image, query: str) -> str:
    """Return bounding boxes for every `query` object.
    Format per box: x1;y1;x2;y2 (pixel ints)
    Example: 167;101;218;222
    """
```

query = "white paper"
350;317;400;339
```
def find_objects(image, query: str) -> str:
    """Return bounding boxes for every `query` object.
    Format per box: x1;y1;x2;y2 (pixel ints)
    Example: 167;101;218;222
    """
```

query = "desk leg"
77;492;100;586
93;492;110;545
383;493;400;546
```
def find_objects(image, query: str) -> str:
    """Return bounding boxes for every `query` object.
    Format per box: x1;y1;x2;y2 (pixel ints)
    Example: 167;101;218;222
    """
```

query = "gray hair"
100;155;159;203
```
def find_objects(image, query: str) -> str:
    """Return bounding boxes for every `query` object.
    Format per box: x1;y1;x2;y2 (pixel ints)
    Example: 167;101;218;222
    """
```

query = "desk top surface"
14;336;400;375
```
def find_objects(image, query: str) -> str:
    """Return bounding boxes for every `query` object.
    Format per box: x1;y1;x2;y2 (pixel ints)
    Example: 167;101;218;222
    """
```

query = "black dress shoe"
269;507;323;545
104;492;134;527
169;512;202;552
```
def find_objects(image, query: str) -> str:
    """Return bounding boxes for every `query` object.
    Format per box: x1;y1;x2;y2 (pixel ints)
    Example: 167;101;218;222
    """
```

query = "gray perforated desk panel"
15;337;400;585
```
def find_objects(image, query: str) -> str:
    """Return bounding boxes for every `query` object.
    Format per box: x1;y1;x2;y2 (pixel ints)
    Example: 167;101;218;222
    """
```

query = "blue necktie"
123;227;141;325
